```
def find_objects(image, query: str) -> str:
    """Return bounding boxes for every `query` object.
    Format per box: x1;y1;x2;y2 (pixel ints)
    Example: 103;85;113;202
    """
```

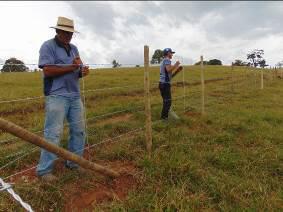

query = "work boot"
169;110;180;120
39;173;58;183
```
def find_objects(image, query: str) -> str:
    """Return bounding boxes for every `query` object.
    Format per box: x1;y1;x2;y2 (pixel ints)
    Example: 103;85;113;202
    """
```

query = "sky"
0;1;283;68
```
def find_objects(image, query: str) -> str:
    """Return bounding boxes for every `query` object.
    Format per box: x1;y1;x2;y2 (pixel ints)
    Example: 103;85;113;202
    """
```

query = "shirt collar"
54;36;71;56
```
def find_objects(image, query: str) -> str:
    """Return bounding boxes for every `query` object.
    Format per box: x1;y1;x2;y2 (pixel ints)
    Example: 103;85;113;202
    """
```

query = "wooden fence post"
144;45;152;155
200;55;205;115
231;63;234;92
0;117;119;178
183;65;186;113
261;69;264;89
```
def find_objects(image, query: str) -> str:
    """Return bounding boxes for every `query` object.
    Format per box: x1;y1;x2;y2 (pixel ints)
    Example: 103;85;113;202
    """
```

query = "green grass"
0;66;282;211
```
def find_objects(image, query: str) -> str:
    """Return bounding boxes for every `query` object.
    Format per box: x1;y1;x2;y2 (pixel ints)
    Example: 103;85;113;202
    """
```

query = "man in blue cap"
159;48;183;120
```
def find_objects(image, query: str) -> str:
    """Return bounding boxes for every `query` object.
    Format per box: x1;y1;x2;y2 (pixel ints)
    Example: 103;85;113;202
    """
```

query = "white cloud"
0;1;282;67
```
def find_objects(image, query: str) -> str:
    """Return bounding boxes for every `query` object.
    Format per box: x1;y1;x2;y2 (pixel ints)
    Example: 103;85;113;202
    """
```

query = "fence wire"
0;177;33;212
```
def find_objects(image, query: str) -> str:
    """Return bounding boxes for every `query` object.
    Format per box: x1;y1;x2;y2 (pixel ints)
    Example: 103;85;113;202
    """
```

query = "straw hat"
50;16;79;33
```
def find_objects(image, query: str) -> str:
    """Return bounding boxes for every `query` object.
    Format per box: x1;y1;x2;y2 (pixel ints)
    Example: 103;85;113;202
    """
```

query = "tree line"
151;48;272;68
0;49;279;72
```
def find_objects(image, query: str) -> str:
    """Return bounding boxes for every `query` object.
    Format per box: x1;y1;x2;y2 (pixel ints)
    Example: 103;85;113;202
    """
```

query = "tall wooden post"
231;63;234;92
261;69;264;89
200;55;205;115
0;117;119;178
144;45;152;155
183;66;186;113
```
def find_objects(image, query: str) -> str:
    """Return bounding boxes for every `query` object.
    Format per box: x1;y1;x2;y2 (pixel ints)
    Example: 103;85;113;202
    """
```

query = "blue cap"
163;48;175;55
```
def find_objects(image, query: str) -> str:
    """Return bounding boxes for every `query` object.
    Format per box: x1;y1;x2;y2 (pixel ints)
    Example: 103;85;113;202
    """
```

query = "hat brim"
164;51;176;55
50;26;79;33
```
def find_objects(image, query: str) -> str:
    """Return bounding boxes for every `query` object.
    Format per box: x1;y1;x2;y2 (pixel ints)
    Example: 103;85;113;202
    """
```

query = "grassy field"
0;65;282;211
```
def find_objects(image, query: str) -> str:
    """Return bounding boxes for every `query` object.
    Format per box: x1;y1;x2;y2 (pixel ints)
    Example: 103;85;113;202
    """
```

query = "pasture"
0;65;282;211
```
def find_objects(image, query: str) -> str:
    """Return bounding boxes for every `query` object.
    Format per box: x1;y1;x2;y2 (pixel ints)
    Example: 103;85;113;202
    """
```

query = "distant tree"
1;57;28;72
207;59;222;65
276;61;283;68
194;61;208;65
247;49;268;68
135;65;140;67
258;59;268;68
233;59;248;66
112;59;121;68
151;49;163;64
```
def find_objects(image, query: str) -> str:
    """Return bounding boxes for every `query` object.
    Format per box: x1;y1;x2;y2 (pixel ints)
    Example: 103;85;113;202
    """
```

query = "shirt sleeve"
164;59;171;66
38;43;55;69
71;45;80;57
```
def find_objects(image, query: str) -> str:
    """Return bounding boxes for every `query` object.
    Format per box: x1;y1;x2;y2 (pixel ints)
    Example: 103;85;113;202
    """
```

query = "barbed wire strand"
1;105;174;176
4;146;38;160
0;92;207;146
0;84;145;104
0;74;257;146
0;147;39;171
0;73;252;105
0;177;33;212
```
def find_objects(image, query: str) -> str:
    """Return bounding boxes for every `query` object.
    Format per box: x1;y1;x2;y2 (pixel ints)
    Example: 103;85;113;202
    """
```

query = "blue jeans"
36;95;86;176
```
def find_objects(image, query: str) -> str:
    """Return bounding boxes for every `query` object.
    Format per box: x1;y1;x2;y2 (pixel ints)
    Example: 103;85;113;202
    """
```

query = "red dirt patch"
185;111;201;117
64;160;139;211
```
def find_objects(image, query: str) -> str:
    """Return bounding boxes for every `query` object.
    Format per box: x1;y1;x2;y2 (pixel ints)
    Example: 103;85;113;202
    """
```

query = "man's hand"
174;60;181;66
81;66;89;77
73;57;83;66
172;66;183;78
177;66;183;72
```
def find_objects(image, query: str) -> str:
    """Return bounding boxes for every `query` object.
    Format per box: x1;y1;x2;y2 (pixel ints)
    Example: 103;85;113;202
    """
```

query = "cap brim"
50;26;79;33
172;52;176;54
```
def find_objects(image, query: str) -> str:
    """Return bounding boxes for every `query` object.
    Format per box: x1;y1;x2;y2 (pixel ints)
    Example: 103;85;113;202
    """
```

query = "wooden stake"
183;66;186;113
261;69;264;89
200;56;205;115
144;45;152;155
0;117;119;178
231;63;234;92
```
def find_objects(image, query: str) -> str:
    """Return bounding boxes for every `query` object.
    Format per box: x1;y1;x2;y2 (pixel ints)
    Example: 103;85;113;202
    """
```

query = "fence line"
0;63;144;67
0;94;188;165
0;84;145;104
0;72;268;145
0;72;264;105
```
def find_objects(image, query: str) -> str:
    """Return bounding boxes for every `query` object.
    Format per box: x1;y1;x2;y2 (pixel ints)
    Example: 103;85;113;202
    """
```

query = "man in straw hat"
36;16;89;182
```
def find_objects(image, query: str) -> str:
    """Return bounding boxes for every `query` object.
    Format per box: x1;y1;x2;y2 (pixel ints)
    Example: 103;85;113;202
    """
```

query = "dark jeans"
159;82;172;119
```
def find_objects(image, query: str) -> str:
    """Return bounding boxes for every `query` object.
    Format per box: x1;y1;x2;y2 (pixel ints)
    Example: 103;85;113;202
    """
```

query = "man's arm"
73;56;89;78
43;64;79;77
165;60;181;73
172;66;183;78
